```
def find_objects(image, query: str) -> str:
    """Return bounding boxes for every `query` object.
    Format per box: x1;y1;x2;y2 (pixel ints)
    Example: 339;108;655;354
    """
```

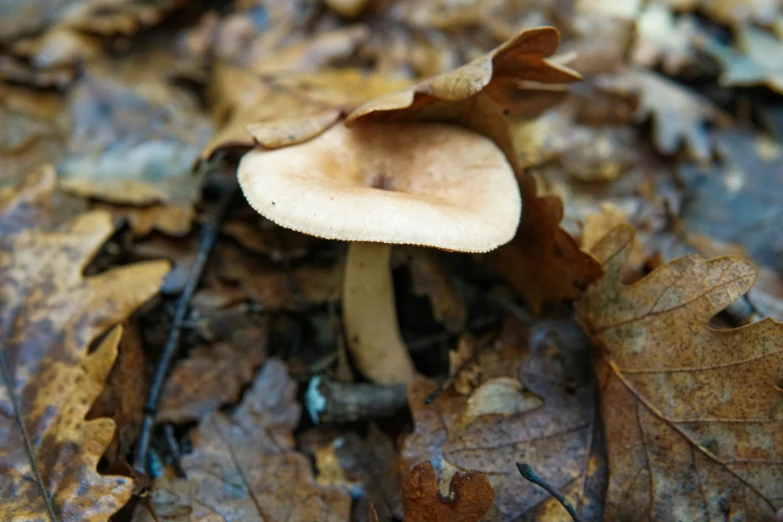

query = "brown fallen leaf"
0;166;86;235
157;328;267;423
697;0;779;25
402;461;494;522
345;26;581;173
134;358;351;522
0;176;169;520
398;247;467;332
203;65;410;158
58;58;212;205
402;318;603;521
631;68;730;161
314;424;403;521
0;83;67;188
487;175;603;313
631;3;702;75
88;320;149;469
92;202;195;237
217;243;343;310
704;24;783;94
575;224;783;520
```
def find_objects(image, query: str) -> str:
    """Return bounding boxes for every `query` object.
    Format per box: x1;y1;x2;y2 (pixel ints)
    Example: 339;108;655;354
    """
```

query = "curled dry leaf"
402;461;494;522
0;174;170;520
135;358;351;522
344;26;581;172
402;319;602;521
576;224;783;520
487;175;603;313
58;59;212;205
203;66;410;158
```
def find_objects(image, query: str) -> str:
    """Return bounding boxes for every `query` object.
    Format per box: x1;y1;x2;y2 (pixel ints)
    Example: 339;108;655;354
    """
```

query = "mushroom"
238;122;520;384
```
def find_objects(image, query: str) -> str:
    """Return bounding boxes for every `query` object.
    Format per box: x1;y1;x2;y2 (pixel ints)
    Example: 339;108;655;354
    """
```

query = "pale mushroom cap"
237;122;521;253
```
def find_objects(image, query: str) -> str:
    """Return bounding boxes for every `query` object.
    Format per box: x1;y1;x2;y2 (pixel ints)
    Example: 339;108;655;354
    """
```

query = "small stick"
305;374;407;424
516;462;584;522
134;182;236;474
163;424;186;478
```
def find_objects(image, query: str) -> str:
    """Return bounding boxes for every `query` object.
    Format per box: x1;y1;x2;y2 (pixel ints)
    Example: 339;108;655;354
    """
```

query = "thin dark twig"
134;183;236;474
517;462;584;522
163;424;186;478
0;304;59;522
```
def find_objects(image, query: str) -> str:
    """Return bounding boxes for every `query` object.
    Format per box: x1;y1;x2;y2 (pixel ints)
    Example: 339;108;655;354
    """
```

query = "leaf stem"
516;462;584;522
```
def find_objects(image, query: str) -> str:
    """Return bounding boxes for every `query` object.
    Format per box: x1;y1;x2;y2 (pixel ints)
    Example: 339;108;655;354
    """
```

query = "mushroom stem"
343;241;415;384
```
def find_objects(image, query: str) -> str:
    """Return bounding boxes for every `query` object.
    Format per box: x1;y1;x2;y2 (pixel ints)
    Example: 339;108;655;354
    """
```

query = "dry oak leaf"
203;65;410;158
91;202;195;237
134;358;351;522
402;319;601;521
630;68;730;162
575;224;783;521
704;24;783;94
402;461;494;522
344;26;581;173
486;175;603;313
631;3;702;75
0;183;169;520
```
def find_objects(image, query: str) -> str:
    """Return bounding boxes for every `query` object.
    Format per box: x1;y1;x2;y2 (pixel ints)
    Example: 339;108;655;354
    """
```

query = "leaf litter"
1;0;783;521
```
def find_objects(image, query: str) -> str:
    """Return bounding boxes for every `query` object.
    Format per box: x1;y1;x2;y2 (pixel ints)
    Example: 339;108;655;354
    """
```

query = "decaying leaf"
92;202;194;237
704;24;783;94
487;175;603;312
58;59;212;205
344;26;581;172
203;66;410;158
158;331;267;423
0;175;169;520
576;224;783;520
680;129;783;273
217;243;343;310
135;358;351;522
402;319;602;521
401;461;494;522
88;320;149;470
631;3;701;75
631;68;730;161
314;425;403;521
0;83;67;188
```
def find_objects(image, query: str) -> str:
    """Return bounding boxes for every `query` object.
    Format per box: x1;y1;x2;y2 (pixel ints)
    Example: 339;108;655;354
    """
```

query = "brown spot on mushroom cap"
237;122;521;253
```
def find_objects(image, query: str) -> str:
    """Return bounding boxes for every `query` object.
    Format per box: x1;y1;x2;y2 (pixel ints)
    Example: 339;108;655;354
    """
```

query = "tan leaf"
402;319;602;521
92;202;195;237
486;175;603;313
135;358;351;522
203;66;410;158
0;176;169;520
575;224;783;520
344;27;581;172
402;461;494;522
